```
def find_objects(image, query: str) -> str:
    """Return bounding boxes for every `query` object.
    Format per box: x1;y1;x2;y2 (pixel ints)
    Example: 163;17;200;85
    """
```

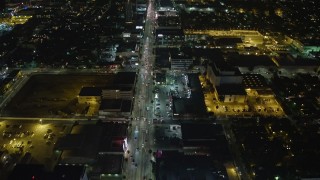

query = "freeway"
124;0;157;179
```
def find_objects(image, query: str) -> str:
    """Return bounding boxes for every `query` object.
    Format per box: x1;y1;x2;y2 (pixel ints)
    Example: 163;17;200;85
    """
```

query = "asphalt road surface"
124;0;157;179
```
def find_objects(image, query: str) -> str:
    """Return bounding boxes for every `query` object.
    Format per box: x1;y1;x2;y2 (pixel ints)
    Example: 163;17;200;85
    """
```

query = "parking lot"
0;120;72;178
153;73;191;120
2;74;112;117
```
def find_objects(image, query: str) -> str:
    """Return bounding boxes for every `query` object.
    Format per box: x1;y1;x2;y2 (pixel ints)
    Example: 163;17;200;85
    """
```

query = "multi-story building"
102;72;136;99
99;72;136;119
78;72;136;119
156;28;185;46
215;84;247;103
206;63;243;87
170;53;193;70
102;86;134;100
206;62;247;103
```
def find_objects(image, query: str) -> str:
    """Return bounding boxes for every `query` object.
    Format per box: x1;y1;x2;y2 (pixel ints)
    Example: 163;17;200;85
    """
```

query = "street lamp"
39;119;42;124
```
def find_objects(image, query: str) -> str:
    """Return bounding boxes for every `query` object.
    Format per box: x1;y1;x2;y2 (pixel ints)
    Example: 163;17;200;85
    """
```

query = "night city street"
1;0;320;179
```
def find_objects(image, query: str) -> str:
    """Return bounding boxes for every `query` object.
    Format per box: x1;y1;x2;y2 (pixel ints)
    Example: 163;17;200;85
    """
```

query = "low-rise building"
78;87;102;104
9;164;89;180
215;37;243;50
181;123;230;159
155;48;177;69
242;74;272;96
53;123;127;178
286;36;320;54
